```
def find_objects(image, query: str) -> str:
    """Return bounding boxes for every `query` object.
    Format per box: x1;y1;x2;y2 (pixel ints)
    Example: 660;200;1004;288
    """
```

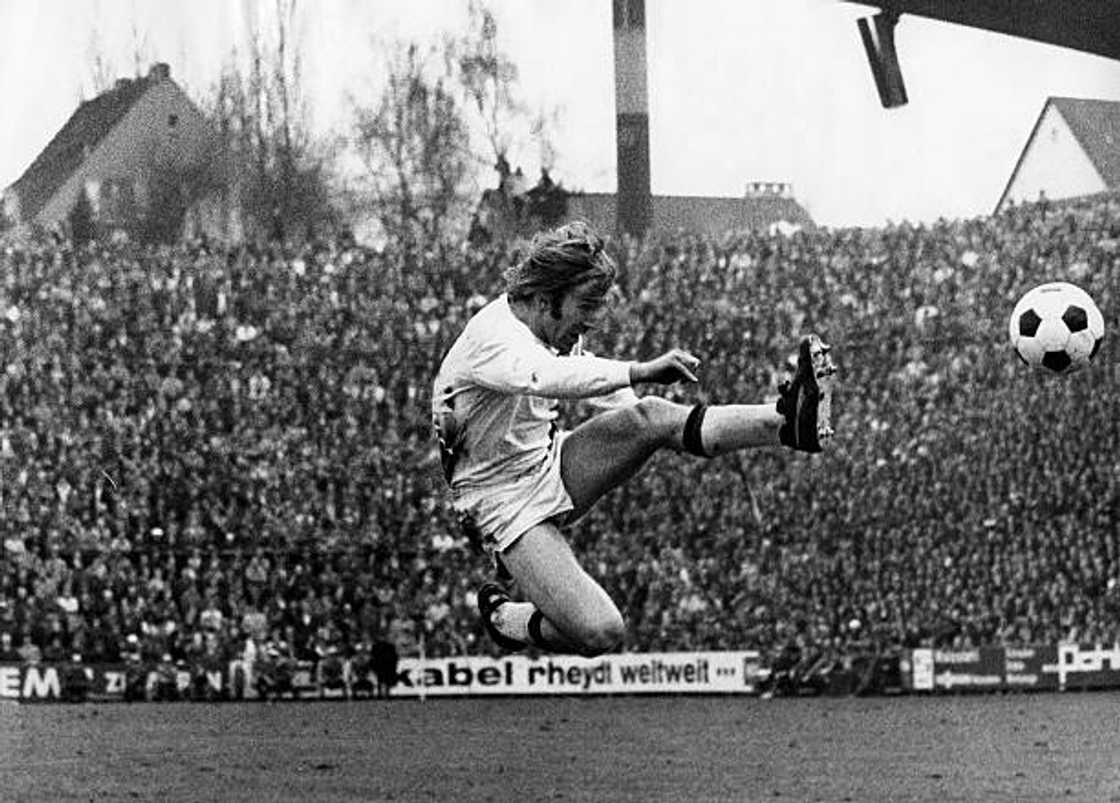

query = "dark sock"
682;403;711;457
527;610;547;648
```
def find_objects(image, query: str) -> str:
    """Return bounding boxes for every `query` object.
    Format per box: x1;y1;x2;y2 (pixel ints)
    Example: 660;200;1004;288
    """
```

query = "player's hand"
630;349;701;385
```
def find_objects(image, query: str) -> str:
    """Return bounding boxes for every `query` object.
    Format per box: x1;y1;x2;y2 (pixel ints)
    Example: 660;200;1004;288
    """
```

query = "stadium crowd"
1;191;1118;676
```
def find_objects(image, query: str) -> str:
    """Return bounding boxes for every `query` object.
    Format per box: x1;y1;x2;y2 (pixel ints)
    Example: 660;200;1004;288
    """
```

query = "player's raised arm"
466;335;634;399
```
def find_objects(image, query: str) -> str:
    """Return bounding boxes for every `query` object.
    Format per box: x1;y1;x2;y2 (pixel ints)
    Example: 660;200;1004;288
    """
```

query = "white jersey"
432;294;638;491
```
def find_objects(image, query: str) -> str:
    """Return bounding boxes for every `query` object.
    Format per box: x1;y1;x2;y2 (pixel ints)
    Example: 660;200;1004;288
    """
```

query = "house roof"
569;192;814;235
1050;97;1120;188
8;74;156;221
655;194;814;232
996;96;1120;213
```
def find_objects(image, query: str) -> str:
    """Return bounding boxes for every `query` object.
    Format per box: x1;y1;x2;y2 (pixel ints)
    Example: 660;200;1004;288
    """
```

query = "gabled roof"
8;74;156;220
996;96;1120;213
1049;97;1120;188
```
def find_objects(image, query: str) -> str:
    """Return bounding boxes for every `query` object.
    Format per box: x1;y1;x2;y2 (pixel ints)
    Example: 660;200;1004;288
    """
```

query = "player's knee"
631;396;675;424
627;396;680;440
574;609;626;657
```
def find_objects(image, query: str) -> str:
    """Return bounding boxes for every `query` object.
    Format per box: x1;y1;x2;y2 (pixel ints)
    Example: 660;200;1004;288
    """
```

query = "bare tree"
67;188;96;245
205;0;337;243
454;2;568;243
85;26;117;96
275;0;298;229
456;1;523;169
141;161;227;244
530;105;561;175
351;40;473;262
130;17;152;78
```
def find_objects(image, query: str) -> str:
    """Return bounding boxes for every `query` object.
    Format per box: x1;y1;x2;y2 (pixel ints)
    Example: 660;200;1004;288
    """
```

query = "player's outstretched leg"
555;397;779;521
558;333;837;517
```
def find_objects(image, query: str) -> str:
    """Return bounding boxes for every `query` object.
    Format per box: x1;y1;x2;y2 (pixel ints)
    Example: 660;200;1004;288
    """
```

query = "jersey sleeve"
464;334;633;399
576;343;640;410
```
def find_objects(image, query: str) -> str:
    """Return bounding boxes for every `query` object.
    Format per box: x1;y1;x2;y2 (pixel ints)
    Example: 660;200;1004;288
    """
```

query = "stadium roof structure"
843;1;1120;62
7;70;160;221
842;2;1120;108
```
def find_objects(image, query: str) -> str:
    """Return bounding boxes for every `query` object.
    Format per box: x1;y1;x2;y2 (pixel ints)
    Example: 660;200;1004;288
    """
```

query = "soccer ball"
1008;282;1104;373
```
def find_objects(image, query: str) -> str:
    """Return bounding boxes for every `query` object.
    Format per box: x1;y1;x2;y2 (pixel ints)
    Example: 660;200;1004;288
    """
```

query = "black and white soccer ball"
1008;281;1104;373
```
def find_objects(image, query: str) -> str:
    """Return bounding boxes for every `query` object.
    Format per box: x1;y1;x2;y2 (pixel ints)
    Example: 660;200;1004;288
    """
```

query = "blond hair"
503;221;616;305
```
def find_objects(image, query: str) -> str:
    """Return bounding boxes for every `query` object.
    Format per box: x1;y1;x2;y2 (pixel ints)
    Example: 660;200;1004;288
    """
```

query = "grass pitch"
4;692;1120;802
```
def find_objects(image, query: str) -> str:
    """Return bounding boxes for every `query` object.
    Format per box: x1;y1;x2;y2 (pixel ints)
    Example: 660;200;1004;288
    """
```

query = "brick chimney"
613;0;651;236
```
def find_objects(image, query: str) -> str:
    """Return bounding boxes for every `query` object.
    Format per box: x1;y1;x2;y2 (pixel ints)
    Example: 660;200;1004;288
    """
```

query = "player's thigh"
500;521;623;641
560;396;688;516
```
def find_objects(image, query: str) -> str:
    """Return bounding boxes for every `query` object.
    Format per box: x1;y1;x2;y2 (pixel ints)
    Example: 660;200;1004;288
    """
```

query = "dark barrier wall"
904;644;1120;692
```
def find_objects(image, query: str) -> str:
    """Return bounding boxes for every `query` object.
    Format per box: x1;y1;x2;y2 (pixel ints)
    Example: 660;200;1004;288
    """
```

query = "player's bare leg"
479;334;836;655
561;335;837;514
486;522;625;657
478;398;783;656
559;397;781;517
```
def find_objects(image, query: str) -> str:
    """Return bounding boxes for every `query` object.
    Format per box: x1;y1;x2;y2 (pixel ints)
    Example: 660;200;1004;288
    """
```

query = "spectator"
371;635;400;699
0;631;21;662
17;626;42;664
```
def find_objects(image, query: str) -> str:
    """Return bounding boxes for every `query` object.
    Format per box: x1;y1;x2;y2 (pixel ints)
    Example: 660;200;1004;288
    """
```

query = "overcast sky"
2;0;1120;228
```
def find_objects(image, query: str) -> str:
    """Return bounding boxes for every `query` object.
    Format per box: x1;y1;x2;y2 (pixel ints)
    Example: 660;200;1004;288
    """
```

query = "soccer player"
432;221;835;657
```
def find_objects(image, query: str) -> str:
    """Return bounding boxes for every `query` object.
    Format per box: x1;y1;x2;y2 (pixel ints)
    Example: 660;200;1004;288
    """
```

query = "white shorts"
452;431;573;555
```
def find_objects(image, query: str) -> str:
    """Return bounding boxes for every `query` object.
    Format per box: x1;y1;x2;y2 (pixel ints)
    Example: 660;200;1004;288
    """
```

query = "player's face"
547;282;609;353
